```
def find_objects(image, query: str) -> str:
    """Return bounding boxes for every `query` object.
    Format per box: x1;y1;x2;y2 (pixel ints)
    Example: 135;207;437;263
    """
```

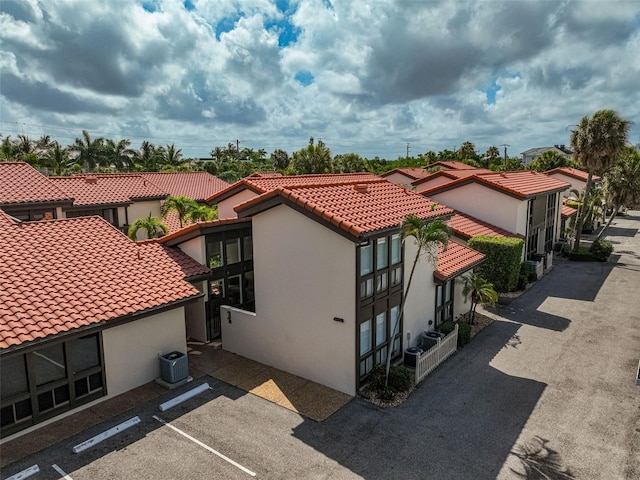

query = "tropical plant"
42;141;72;176
105;138;134;170
163;144;184;170
332;153;368;173
384;214;450;387
457;141;478;162
186;204;218;223
71;130;105;172
484;146;500;163
461;273;498;325
0;135;17;160
270;149;290;171
133;141;163;171
570;110;632;251
127;213;169;241
527;150;572;172
598;147;640;240
160;195;199;228
290;137;332;174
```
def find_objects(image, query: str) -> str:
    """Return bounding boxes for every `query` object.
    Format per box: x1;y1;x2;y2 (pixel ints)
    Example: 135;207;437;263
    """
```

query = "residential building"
521;145;572;166
416;170;570;261
545;167;601;199
0;212;208;439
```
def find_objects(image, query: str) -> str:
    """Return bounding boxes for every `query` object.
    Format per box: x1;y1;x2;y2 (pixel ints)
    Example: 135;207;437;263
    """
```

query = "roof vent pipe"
354;184;368;193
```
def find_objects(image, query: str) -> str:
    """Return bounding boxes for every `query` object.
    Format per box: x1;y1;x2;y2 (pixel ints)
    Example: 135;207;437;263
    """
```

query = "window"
360;243;373;275
226;238;241;264
435;281;454;326
391;234;401;264
1;333;106;437
207;240;224;268
376;238;388;270
243;236;253;260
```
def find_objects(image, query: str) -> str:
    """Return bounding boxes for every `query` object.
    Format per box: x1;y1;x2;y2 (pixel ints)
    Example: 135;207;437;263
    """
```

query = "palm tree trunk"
594;205;620;242
384;246;420;387
572;172;594;252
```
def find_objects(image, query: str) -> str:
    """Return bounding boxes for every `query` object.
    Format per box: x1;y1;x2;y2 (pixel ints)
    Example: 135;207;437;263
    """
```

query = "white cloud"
0;0;638;158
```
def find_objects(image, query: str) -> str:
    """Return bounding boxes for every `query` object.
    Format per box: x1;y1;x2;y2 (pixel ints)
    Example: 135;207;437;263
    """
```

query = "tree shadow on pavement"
293;320;548;479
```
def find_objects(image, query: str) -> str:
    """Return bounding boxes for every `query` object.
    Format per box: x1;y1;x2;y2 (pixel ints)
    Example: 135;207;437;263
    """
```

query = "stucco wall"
217;190;259;219
430;184;525;234
117;206;127;227
126;200;163;240
178;236;206;266
402;239;439;348
547;173;585;197
102;308;187;397
185;281;207;342
221;204;356;395
383;172;415;186
416;175;459;192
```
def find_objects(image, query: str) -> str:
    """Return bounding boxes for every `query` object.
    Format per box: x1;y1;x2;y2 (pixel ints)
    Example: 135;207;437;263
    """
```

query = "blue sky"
1;0;639;160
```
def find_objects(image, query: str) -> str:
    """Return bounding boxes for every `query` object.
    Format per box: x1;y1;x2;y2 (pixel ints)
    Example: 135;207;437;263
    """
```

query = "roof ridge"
283;178;387;190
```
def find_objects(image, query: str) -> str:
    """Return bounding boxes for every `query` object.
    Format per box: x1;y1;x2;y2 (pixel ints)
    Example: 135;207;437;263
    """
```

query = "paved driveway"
3;213;639;480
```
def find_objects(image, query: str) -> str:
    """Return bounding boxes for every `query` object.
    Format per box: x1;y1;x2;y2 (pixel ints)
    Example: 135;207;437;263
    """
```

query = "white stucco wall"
416;175;458;192
547;173;586;197
102;308;187;397
402;239;439;348
185;281;207;342
430;184;526;235
178;236;206;266
117;206;127;227
125;200;163;240
453;275;469;321
221;204;357;395
217;190;259;219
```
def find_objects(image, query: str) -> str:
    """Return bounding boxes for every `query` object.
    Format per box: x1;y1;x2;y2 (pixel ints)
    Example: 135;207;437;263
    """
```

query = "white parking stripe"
152;415;256;477
5;464;40;480
52;463;73;479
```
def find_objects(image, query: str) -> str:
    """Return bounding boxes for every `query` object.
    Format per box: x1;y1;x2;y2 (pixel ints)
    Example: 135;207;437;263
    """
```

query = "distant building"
521;145;572;166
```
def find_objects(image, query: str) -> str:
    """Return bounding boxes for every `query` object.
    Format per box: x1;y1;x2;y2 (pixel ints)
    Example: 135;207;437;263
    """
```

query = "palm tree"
72;130;105;172
105;138;134;171
42;142;72;176
186;204;218;223
127;213;169;241
161;195;198;228
598;147;640;240
384;214;450;386
570;110;632;251
0;135;17;160
163;144;184;170
461;273;498;325
290;138;332;174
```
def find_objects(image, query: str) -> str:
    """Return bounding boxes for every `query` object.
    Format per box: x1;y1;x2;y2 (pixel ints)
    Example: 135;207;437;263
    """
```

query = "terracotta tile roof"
141;172;229;201
381;168;430;180
0;216;201;350
136;241;210;278
51;174;167;206
561;204;578;218
158;217;252;246
412;168;493;187
235;178;453;239
434;241;485;282
425;161;478;170
0;162;73;205
449;211;523;240
206;173;380;204
418;170;570;199
545;167;600;182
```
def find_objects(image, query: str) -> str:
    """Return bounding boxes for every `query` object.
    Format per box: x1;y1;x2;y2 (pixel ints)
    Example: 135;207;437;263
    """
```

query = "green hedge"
467;236;524;292
439;321;471;347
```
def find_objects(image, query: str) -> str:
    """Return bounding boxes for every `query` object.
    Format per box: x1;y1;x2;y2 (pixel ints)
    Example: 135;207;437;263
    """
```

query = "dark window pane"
1;354;28;397
54;385;69;404
33;344;66;386
89;372;103;391
15;398;32;420
1;406;14;427
38;391;54;412
71;334;99;372
226;238;241;264
243;236;253;260
75;378;89;397
207;241;224;268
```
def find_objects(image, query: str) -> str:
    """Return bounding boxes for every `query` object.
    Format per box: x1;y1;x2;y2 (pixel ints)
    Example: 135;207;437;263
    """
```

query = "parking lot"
3;212;640;480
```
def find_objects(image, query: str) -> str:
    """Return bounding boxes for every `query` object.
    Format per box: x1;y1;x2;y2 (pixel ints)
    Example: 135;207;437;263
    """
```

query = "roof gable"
449;211;523;240
235;179;453;240
434;242;485;282
545;167;600;182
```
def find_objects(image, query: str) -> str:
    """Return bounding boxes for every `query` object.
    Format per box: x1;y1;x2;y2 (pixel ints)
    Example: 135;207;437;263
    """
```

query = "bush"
590;240;613;262
367;364;413;394
467;236;525;292
516;262;529;290
438;321;471;347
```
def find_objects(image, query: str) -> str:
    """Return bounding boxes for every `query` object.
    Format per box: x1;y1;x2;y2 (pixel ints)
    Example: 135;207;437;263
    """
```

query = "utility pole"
500;144;510;168
406;143;410;159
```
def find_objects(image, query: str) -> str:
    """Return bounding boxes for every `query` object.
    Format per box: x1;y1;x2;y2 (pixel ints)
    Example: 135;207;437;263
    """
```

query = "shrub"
438;321;471;347
516;262;529;290
367;364;413;394
467;236;525;292
590;240;613;262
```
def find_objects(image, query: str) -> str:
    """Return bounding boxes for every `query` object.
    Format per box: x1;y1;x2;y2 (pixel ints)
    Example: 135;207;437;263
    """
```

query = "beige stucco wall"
430;184;526;235
102;308;187;397
185;281;207;342
220;204;357;395
547;173;585;197
126;200;163;240
217;190;259;219
416;175;458;192
383;172;415;186
402;239;439;348
178;236;206;266
117;206;127;227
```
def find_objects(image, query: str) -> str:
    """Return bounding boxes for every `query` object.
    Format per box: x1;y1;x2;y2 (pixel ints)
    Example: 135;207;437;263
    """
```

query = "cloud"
0;0;638;159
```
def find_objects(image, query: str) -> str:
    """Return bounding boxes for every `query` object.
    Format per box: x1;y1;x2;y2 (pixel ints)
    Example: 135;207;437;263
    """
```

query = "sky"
1;0;639;161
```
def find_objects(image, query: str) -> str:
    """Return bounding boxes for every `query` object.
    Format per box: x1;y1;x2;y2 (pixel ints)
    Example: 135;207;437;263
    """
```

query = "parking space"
1;377;358;480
